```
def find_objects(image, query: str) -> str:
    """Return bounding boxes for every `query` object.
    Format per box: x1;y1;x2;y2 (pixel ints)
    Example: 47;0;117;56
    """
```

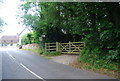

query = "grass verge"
22;48;61;59
70;57;119;78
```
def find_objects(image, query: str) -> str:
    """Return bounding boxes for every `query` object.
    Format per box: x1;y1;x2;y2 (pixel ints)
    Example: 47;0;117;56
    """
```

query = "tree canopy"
0;17;5;33
0;0;6;33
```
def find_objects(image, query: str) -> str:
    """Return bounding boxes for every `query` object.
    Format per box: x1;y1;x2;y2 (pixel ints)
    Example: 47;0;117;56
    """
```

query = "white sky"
0;0;30;37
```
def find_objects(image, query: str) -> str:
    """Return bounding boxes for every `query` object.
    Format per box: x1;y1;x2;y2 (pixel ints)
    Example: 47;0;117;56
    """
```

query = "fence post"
69;41;71;53
49;43;50;52
45;43;47;52
58;42;60;52
56;42;59;52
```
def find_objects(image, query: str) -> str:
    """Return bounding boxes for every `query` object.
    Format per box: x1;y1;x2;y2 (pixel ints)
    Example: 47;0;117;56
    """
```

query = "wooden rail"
45;42;84;54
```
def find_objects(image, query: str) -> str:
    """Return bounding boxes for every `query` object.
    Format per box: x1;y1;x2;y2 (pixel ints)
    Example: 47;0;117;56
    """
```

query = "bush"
79;47;119;71
16;44;20;47
37;49;44;55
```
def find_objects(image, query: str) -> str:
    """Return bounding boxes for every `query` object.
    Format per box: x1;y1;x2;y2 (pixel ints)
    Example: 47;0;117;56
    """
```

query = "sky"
0;0;30;37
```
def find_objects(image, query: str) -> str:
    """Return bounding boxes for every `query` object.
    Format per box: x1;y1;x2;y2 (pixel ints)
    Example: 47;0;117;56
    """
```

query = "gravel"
51;54;79;65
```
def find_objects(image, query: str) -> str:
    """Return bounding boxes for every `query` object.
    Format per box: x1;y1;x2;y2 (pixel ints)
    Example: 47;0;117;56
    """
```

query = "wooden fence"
45;42;84;54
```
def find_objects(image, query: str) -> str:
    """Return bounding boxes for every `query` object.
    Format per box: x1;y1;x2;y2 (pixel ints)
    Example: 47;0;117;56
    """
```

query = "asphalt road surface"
0;48;118;81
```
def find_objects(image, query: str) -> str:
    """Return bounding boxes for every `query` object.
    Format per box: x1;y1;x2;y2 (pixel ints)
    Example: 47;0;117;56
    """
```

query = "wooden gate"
45;42;84;54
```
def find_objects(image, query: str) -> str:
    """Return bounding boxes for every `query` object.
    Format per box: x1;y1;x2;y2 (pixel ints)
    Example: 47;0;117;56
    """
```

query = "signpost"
39;35;45;49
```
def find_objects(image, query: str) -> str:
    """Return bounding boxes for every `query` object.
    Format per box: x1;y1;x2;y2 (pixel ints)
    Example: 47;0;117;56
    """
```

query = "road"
0;48;118;81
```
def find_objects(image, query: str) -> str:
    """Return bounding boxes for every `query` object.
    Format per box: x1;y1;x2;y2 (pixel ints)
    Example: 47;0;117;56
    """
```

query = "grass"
22;48;61;59
43;51;61;56
70;58;119;78
79;59;119;78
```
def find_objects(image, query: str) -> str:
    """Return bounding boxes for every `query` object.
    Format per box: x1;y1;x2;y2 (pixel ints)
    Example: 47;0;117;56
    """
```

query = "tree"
21;32;36;45
0;18;5;33
19;2;120;70
0;0;6;33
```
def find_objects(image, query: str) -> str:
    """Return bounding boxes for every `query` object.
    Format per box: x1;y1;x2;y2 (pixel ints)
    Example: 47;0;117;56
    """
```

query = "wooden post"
45;43;47;52
56;42;58;52
49;43;50;52
69;41;71;53
58;42;60;52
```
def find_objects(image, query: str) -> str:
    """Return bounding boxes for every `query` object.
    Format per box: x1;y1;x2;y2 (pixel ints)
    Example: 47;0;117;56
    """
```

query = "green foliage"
76;3;120;71
19;2;82;43
21;32;37;45
80;48;119;71
0;0;6;33
24;48;61;57
37;49;44;54
34;48;61;56
37;48;61;56
19;2;120;72
16;44;20;47
0;18;6;33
